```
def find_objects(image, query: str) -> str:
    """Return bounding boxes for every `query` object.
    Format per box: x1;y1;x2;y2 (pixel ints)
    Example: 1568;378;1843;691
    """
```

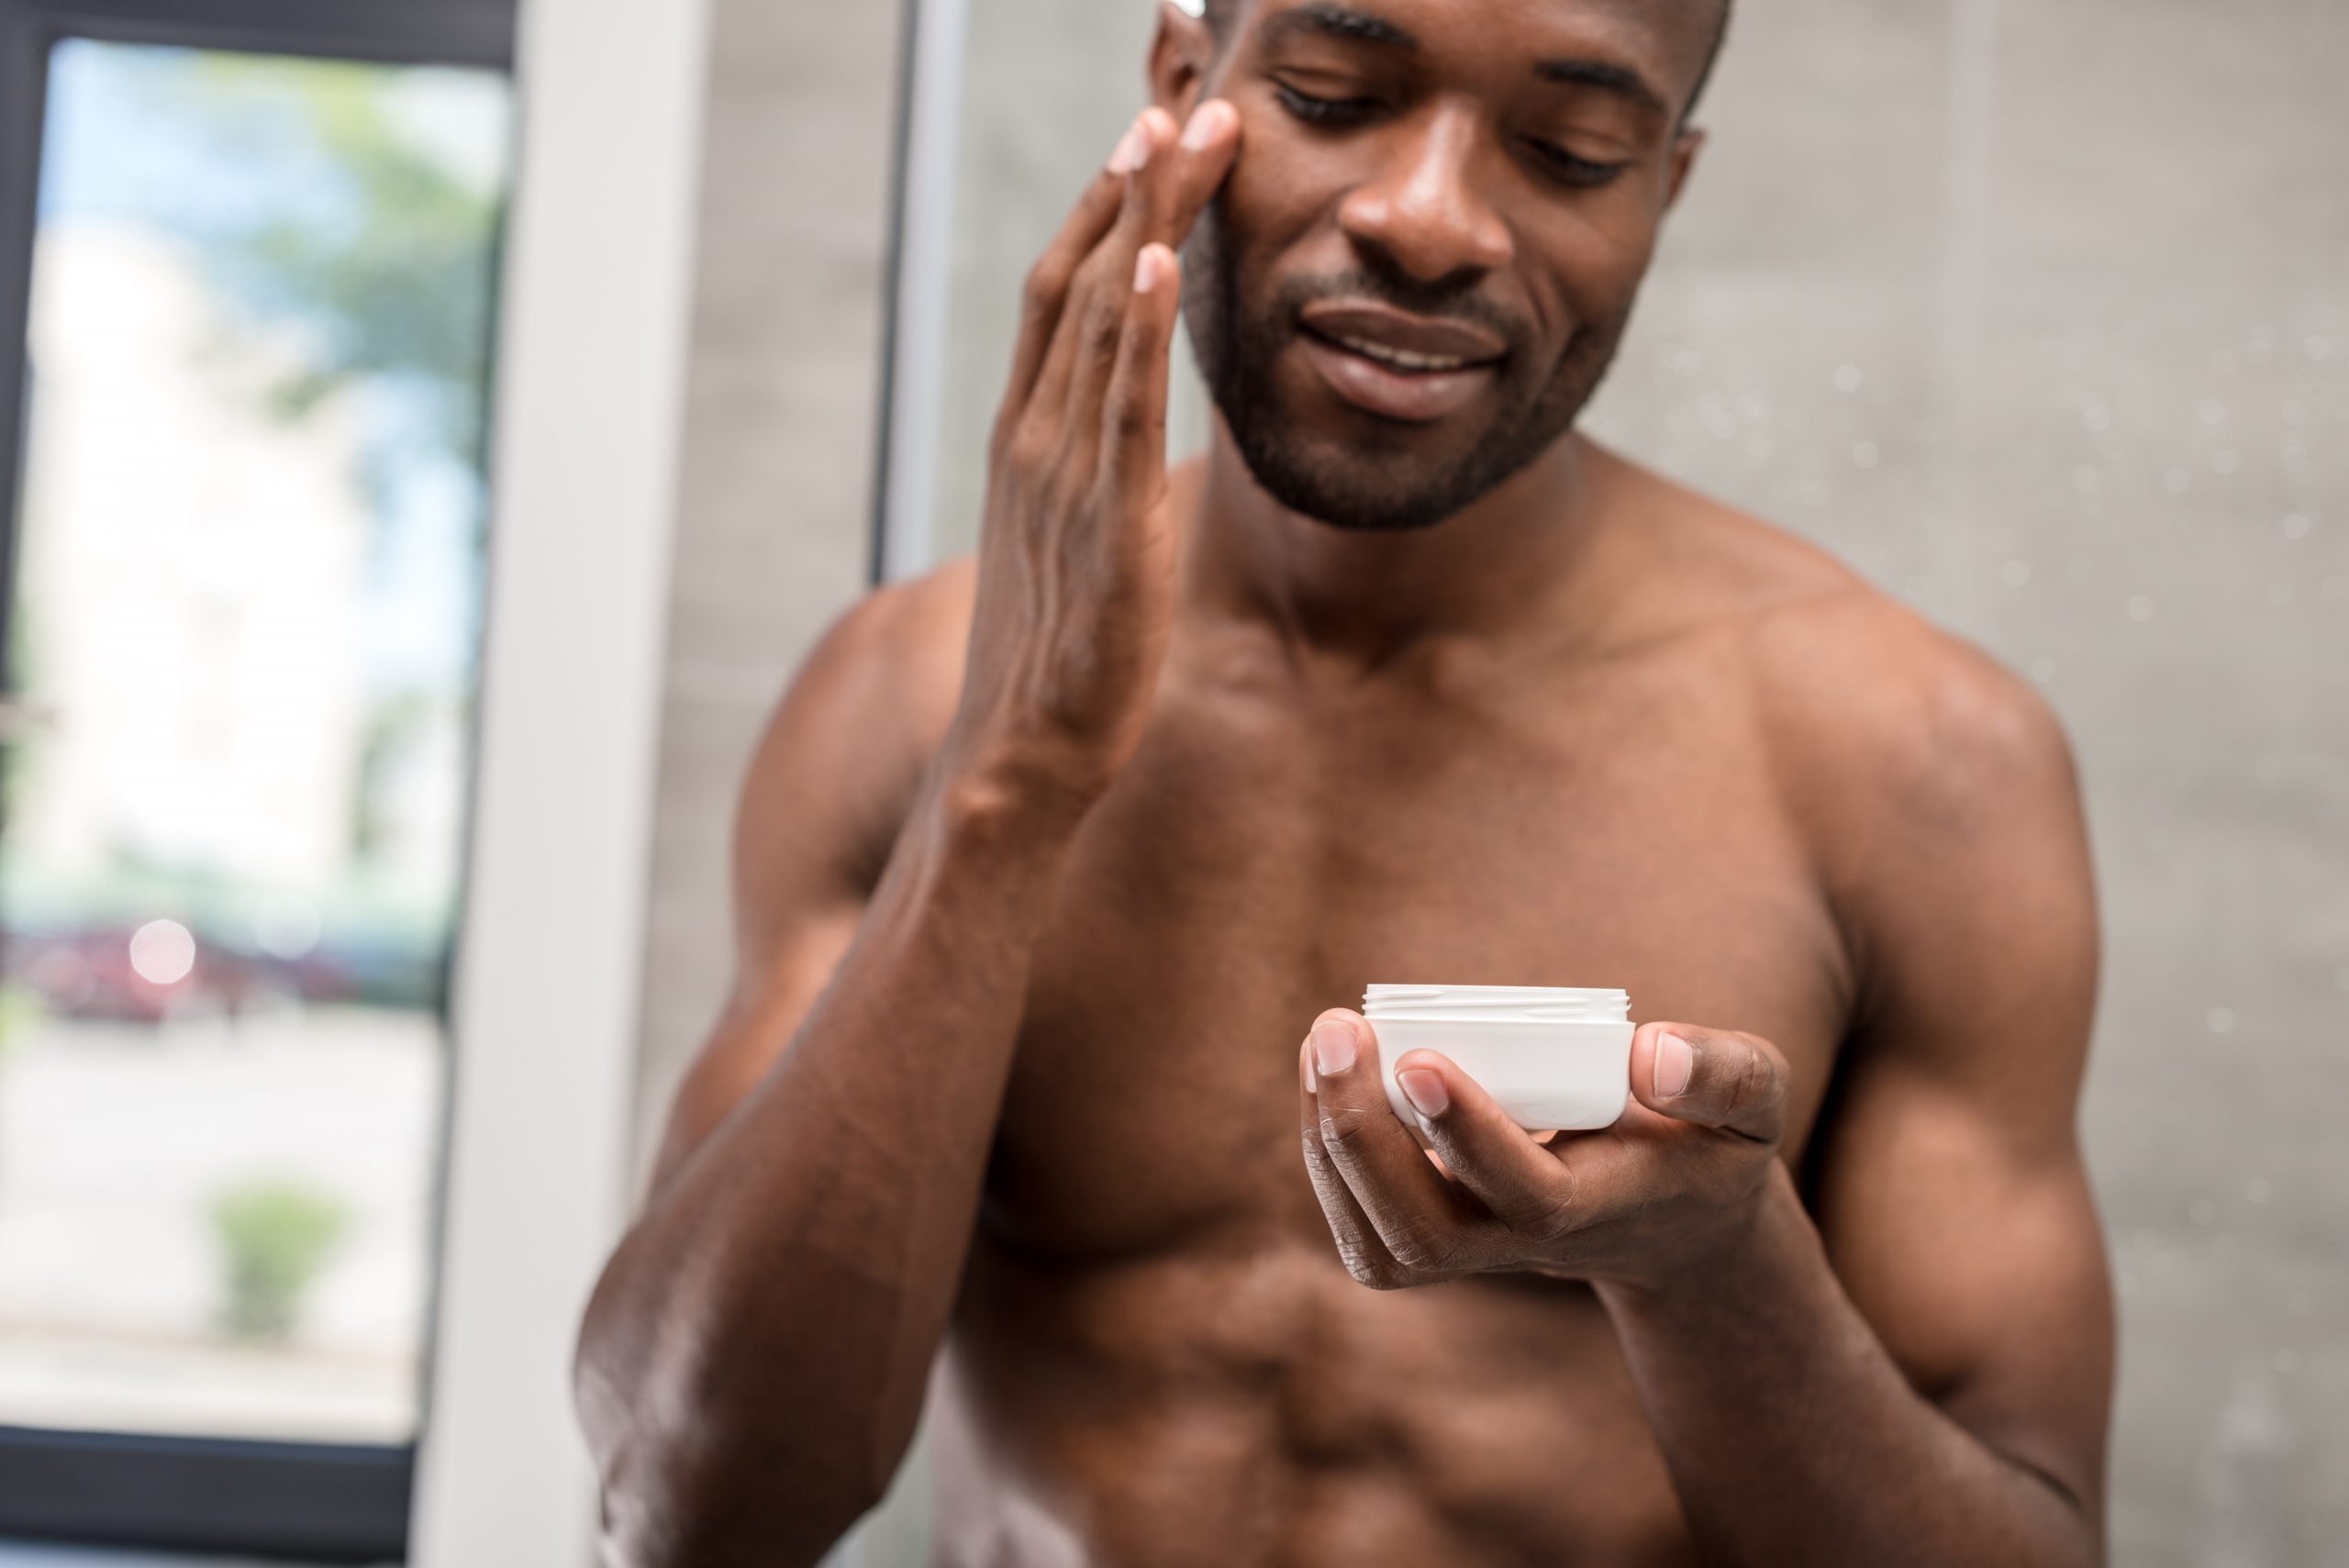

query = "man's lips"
1297;300;1509;366
1291;299;1510;424
1297;321;1503;424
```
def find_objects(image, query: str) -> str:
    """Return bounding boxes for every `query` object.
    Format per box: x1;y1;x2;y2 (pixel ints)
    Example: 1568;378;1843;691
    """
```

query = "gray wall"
915;0;1192;569
629;0;938;1561
892;0;2349;1563
633;0;900;1174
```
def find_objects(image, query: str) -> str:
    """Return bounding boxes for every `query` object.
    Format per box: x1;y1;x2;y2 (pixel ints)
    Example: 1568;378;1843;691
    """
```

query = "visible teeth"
1332;333;1471;373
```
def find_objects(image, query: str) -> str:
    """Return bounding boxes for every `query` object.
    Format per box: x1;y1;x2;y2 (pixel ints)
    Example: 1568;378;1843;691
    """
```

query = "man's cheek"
1548;216;1660;327
1208;123;1331;269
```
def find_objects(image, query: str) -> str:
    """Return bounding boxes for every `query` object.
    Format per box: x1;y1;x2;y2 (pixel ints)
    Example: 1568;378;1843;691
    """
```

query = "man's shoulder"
816;554;978;687
1607;457;2080;850
1625;473;2096;1051
775;555;977;751
736;558;979;864
1745;569;2076;850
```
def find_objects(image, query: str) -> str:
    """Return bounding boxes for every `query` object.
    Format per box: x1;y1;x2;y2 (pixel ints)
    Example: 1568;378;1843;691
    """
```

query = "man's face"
1174;0;1714;532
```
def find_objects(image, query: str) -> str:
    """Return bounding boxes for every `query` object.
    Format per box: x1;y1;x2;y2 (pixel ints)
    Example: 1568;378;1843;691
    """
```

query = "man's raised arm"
572;99;1241;1568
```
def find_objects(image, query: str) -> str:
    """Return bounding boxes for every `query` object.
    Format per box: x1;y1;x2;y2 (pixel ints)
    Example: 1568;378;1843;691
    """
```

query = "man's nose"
1337;104;1515;285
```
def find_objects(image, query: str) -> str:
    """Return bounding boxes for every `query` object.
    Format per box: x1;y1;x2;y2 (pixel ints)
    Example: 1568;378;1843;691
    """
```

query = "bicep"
1814;1057;2112;1512
1809;651;2113;1514
650;901;866;1199
645;578;965;1195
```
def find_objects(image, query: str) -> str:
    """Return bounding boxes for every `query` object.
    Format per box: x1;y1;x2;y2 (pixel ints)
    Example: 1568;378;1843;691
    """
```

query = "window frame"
0;0;515;1559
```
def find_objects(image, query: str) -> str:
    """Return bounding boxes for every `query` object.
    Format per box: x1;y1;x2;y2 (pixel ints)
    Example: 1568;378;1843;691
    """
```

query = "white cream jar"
1363;984;1635;1134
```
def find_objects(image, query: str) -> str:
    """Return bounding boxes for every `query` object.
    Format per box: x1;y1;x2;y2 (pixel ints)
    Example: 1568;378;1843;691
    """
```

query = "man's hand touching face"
1297;1011;1793;1295
944;96;1240;805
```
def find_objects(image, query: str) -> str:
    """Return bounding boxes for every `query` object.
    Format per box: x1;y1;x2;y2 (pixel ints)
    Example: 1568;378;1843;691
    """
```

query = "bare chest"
979;661;1852;1262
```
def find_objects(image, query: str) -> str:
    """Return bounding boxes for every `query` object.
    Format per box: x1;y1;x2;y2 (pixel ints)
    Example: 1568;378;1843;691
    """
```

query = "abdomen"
933;1231;1696;1567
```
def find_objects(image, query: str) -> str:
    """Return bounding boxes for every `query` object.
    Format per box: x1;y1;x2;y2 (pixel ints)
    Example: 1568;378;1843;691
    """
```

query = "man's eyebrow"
1257;6;1674;123
1257;2;1420;54
1532;57;1671;121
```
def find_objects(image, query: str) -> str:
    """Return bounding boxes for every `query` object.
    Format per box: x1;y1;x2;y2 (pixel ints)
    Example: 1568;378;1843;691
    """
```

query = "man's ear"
1147;0;1216;121
1664;128;1706;212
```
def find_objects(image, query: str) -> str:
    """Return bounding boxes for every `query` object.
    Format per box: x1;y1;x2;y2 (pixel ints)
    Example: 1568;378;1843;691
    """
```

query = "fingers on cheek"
1136;152;1179;232
1129;109;1177;202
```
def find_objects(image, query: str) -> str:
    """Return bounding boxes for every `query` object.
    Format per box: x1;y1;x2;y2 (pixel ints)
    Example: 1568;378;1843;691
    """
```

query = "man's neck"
1180;423;1618;673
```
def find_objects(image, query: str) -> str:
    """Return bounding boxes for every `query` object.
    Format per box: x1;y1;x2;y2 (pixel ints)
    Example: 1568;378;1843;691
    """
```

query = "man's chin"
1271;365;1495;451
1205;342;1543;531
1230;435;1474;534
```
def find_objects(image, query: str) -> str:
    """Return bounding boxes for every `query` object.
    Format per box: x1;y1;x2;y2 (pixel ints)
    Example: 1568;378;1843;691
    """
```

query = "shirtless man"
574;1;2114;1562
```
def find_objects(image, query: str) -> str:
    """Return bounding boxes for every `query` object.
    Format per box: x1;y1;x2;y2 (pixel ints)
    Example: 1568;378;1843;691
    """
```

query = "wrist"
930;714;1128;834
924;737;1102;851
1597;1162;1817;1324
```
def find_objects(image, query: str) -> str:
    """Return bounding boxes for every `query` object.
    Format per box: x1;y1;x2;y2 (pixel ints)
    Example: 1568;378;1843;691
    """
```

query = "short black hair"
1684;0;1733;122
1199;1;1732;126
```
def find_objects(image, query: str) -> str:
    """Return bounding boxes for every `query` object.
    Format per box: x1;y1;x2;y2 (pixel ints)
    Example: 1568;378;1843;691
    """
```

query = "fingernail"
1311;1019;1357;1077
1133;244;1163;294
1398;1069;1449;1118
1302;1040;1317;1094
1180;98;1230;150
1654;1032;1694;1098
1107;116;1151;174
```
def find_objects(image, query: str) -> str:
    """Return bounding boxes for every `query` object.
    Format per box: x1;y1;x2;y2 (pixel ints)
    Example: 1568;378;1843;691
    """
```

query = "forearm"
578;766;1085;1565
1596;1164;2099;1568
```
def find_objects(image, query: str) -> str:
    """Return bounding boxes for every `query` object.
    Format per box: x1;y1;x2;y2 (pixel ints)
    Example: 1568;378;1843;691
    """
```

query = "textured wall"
628;0;929;1561
907;0;2349;1563
632;0;902;1179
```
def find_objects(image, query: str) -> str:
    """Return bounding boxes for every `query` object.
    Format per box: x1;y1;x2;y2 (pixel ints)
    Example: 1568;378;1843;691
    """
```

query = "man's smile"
1286;298;1513;424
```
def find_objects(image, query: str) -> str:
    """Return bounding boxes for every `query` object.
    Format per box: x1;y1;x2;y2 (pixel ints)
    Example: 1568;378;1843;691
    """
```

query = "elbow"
584;1436;882;1568
573;1218;920;1564
573;1274;884;1568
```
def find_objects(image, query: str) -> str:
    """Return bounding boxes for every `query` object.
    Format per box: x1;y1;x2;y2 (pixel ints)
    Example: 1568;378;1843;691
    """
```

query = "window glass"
0;39;511;1444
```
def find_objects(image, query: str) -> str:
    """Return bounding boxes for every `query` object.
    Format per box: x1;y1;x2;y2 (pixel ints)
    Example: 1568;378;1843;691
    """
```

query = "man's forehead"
1228;0;1721;111
1236;0;1711;50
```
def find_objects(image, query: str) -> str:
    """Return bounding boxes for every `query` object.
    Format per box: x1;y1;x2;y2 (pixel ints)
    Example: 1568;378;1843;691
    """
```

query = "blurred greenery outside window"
0;40;512;1444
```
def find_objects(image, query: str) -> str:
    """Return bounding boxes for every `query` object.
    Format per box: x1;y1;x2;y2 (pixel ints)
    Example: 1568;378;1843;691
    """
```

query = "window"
0;2;514;1558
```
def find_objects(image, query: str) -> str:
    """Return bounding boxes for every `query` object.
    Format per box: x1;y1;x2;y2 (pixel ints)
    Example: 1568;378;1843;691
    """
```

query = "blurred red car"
7;923;274;1024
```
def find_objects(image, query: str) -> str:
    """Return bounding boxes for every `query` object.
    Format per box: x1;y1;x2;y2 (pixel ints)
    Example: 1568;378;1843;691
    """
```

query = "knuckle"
1723;1041;1780;1122
1003;423;1055;480
1502;1167;1580;1244
1384;1220;1455;1275
1521;1201;1581;1247
988;404;1029;462
1104;392;1157;443
1318;1103;1380;1153
1020;259;1067;318
1080;293;1125;357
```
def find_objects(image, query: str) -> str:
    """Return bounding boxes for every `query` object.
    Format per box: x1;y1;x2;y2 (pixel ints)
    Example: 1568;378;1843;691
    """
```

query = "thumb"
1628;1023;1788;1143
